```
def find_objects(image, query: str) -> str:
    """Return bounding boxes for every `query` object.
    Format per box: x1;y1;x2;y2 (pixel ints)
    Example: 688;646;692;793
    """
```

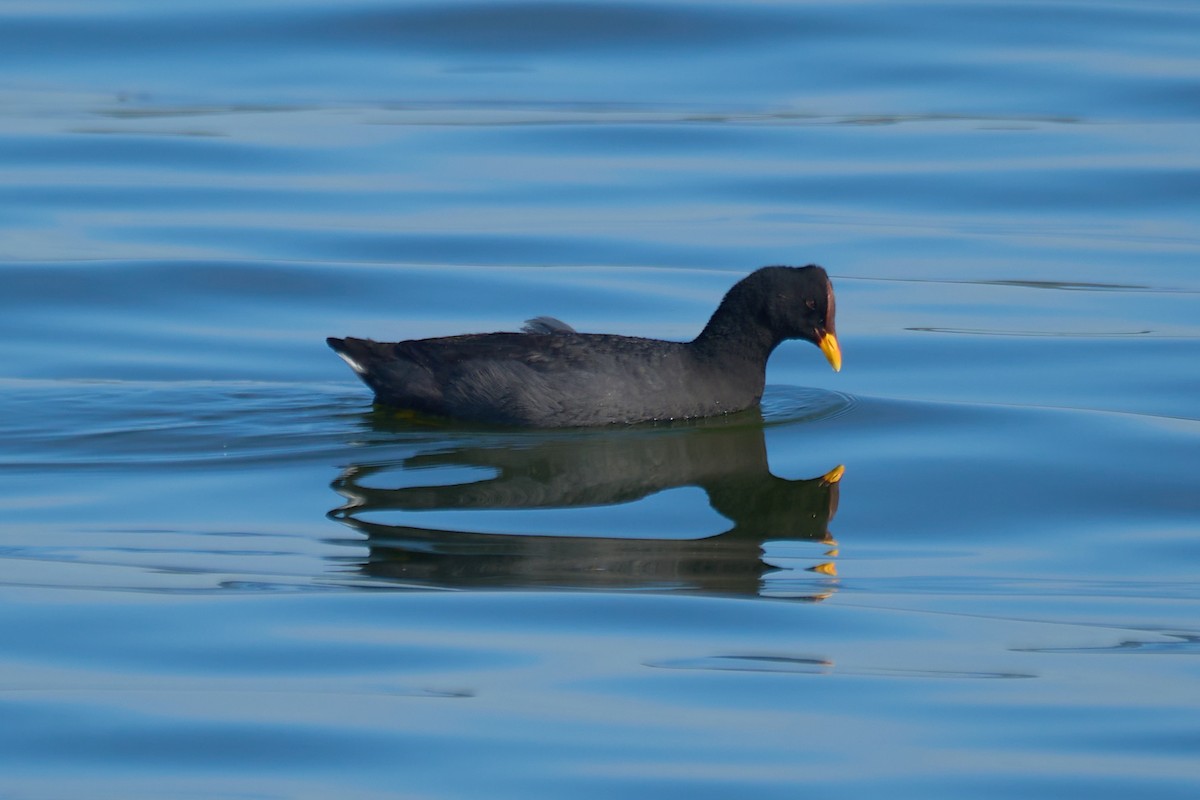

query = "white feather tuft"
336;352;367;374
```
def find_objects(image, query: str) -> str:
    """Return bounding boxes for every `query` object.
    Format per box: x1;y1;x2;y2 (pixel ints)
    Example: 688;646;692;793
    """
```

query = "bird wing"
520;316;576;335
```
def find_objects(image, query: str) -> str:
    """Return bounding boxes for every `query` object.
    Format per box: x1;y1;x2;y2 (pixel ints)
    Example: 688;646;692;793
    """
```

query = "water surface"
1;2;1198;798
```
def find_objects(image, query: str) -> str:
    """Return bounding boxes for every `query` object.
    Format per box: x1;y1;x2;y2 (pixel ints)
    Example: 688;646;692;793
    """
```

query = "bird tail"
326;336;380;377
327;337;438;412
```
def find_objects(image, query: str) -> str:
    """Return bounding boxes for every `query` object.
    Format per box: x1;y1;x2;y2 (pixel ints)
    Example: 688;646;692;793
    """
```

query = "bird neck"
691;299;779;366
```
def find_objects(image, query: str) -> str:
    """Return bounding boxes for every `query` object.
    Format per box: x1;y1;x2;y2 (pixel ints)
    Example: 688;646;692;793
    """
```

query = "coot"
328;265;840;427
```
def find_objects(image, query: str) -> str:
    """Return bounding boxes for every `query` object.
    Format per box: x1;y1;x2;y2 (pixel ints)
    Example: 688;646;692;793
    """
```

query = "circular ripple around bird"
760;385;856;427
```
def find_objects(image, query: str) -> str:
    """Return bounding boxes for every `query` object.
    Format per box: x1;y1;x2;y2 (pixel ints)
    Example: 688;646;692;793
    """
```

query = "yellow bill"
821;464;846;485
818;331;842;372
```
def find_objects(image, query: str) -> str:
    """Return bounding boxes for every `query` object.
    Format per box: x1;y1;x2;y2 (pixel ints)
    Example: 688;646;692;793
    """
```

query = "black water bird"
327;265;840;427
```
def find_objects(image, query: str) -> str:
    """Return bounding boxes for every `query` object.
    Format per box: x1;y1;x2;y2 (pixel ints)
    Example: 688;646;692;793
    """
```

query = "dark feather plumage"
328;265;840;427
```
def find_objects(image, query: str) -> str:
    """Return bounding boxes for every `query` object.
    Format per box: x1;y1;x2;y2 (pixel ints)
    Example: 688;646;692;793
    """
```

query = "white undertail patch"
336;351;367;374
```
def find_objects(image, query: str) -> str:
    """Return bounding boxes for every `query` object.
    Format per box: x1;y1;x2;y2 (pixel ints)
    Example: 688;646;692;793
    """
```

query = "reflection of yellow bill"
819;332;842;372
822;464;846;485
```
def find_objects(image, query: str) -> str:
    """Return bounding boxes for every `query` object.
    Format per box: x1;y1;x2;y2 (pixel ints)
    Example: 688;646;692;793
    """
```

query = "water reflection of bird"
328;265;840;427
328;413;843;599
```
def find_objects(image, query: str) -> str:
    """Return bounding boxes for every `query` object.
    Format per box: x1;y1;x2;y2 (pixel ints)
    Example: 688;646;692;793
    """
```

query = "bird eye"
805;299;816;310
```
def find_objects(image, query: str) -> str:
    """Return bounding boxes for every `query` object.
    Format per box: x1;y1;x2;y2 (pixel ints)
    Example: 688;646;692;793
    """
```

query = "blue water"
2;1;1199;798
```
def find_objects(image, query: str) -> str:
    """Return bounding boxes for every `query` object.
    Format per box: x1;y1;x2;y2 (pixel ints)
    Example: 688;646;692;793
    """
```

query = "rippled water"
2;1;1199;798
